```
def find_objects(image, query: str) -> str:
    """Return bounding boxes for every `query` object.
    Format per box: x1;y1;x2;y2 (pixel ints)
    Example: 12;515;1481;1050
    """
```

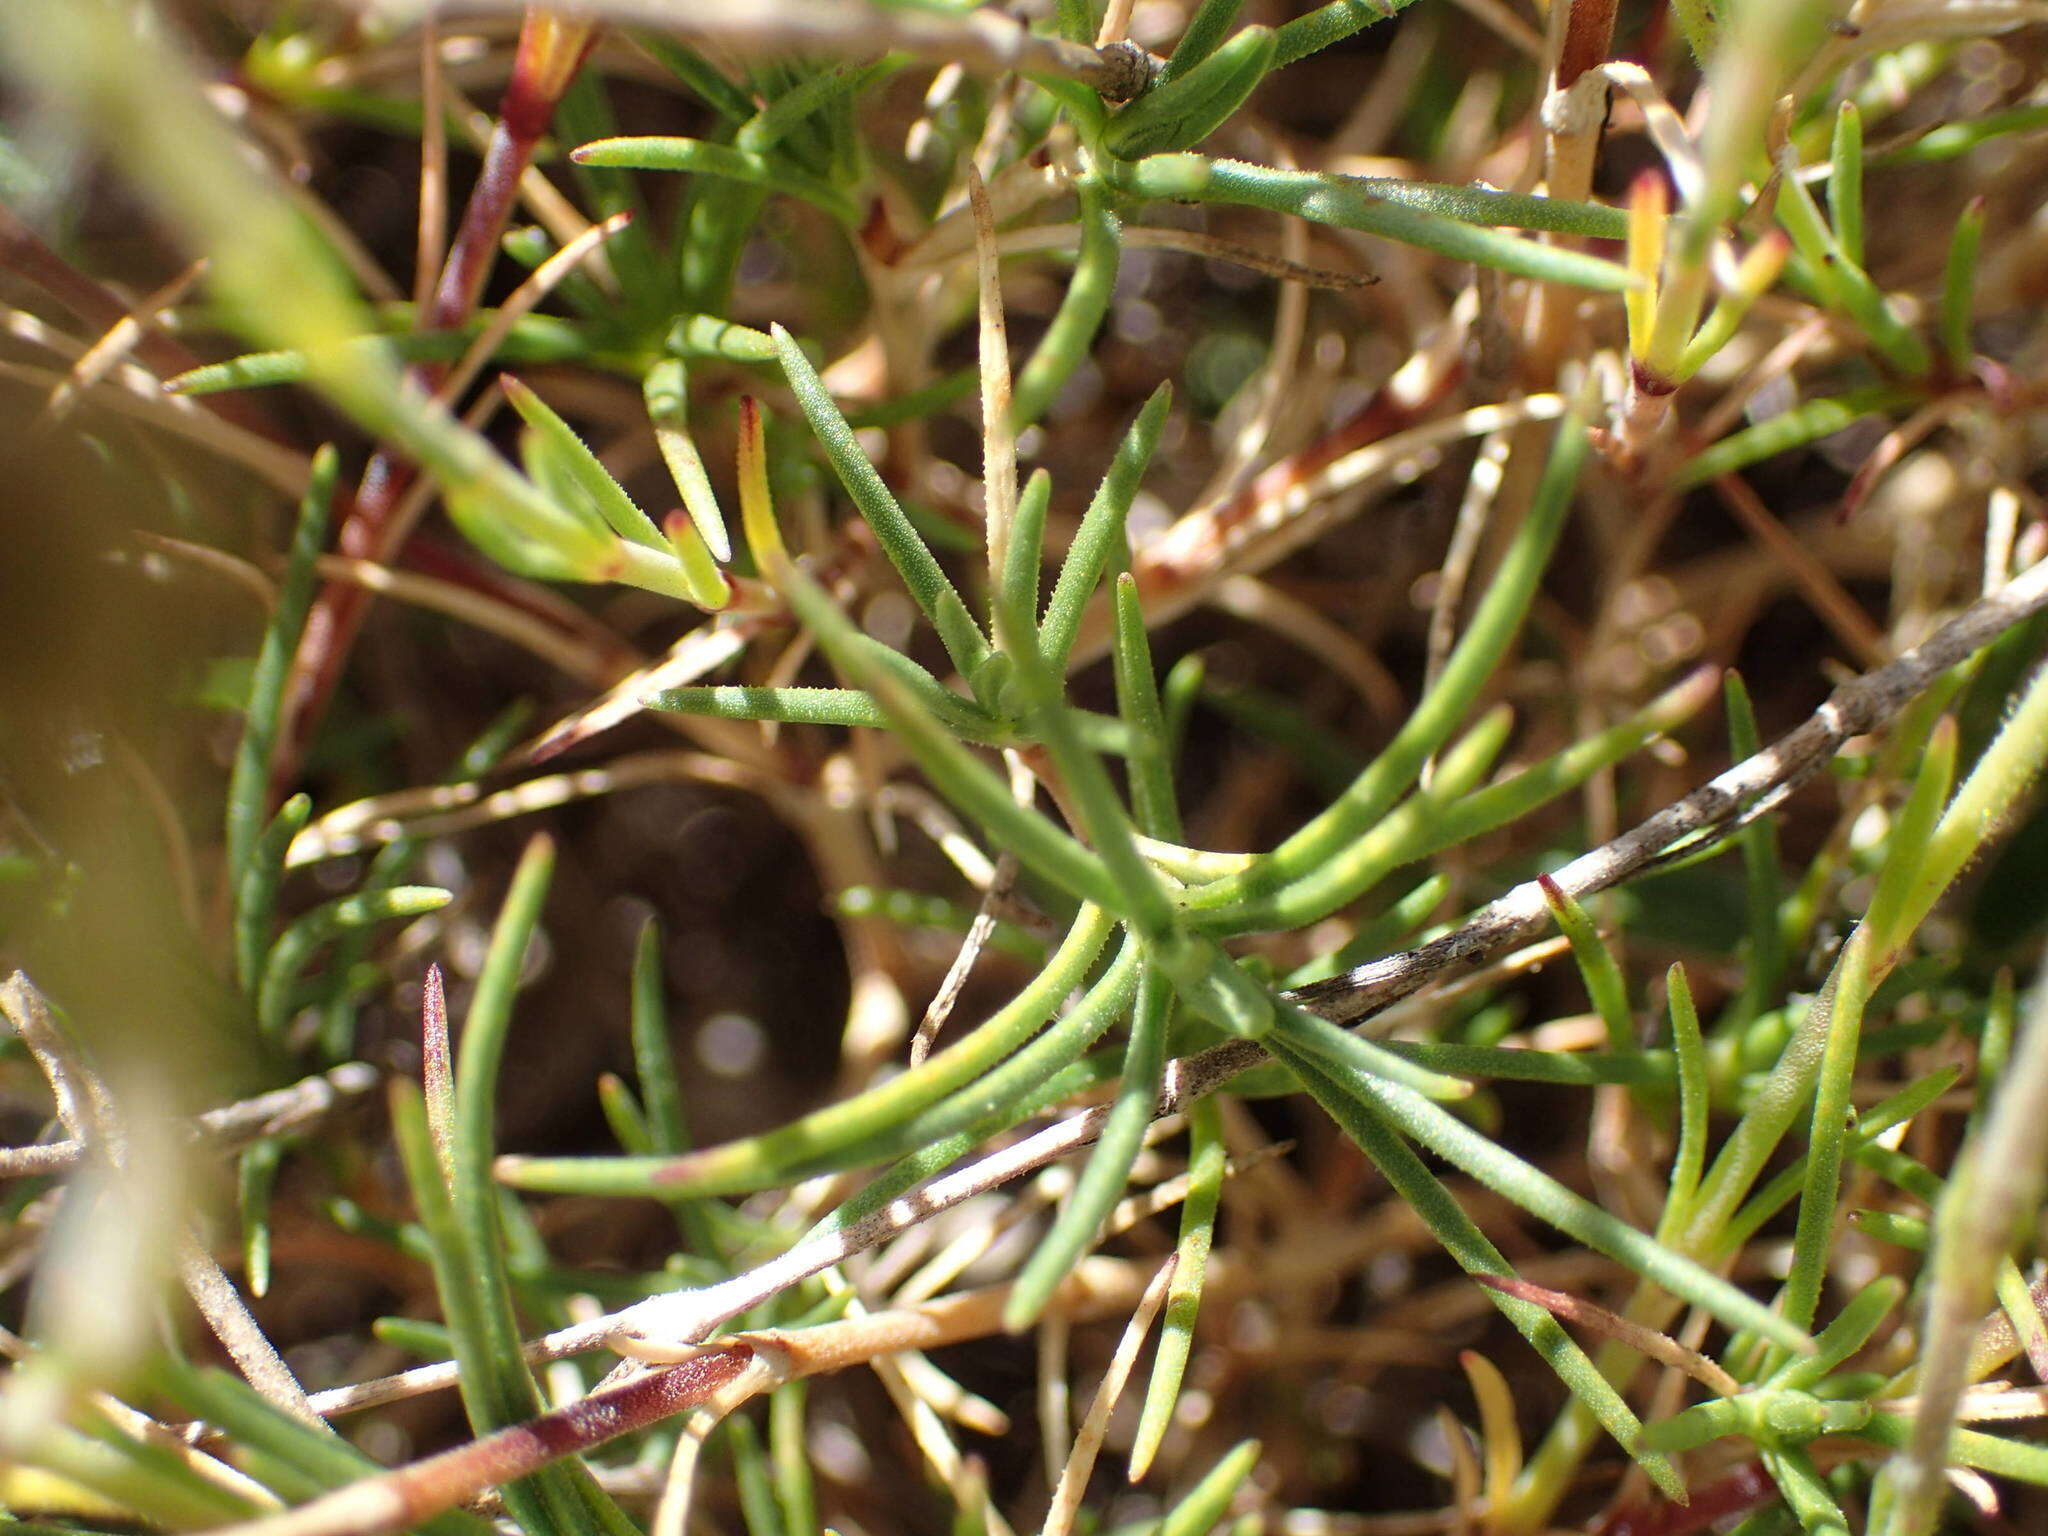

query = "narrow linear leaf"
1158;1440;1260;1536
1271;0;1427;67
1272;1038;1686;1499
784;563;1125;912
1192;411;1586;928
256;887;451;1041
1130;1094;1225;1480
644;358;732;563
1115;155;1632;290
1539;877;1634;1050
436;838;627;1536
1355;1069;1811;1350
226;450;336;899
501;905;1120;1197
391;1077;589;1536
773;327;991;679
1041;385;1170;673
1675;386;1919;489
571;136;857;222
235;793;312;997
1112;572;1182;842
1005;965;1172;1328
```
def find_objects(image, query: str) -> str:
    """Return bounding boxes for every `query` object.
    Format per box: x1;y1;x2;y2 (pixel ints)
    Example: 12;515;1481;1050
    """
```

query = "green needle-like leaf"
256;886;451;1041
1268;1002;1474;1102
1661;966;1709;1235
1161;0;1247;82
499;905;1119;1197
773;325;991;680
237;1138;283;1299
1675;386;1919;489
652;681;1015;744
1041;385;1169;673
1271;0;1427;66
643;358;732;563
1113;156;1632;290
1780;720;1953;1338
226;449;335;902
1010;177;1120;429
1131;1094;1226;1480
1829;102;1865;265
1715;1068;1961;1259
785;563;1126;911
1539;878;1634;1051
665;313;778;363
1942;197;1987;375
235;792;312;997
1005;964;1172;1328
1273;1038;1686;1499
1190;411;1587;929
1112;572;1182;842
571;136;858;222
1103;26;1276;159
436;836;630;1536
1158;1440;1261;1536
393;1076;592;1536
502;375;666;552
147;1356;491;1536
996;468;1051;656
1338;1066;1813;1350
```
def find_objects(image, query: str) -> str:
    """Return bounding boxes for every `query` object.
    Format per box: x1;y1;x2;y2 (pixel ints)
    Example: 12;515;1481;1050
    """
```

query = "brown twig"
1470;1274;1741;1395
911;851;1016;1069
212;1258;1151;1536
215;1345;761;1536
1284;548;2048;1023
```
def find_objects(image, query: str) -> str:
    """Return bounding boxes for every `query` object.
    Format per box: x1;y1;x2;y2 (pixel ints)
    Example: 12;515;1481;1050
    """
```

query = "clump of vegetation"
4;2;2048;1533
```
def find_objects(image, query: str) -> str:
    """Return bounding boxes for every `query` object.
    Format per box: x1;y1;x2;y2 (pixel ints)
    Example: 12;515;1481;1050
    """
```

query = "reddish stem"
1596;1459;1779;1536
0;201;279;440
277;1347;756;1536
419;964;454;1186
277;13;599;781
1557;0;1621;91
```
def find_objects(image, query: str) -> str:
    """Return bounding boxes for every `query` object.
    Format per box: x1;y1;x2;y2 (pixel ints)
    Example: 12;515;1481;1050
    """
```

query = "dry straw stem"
39;255;209;426
285;750;771;867
1044;1256;1177;1536
968;162;1019;612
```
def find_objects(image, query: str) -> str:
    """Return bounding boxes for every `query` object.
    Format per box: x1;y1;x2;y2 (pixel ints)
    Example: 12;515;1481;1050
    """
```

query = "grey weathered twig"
0;971;325;1425
372;0;1159;99
0;1061;379;1179
1281;549;2048;1025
